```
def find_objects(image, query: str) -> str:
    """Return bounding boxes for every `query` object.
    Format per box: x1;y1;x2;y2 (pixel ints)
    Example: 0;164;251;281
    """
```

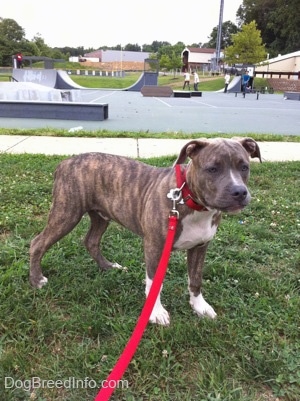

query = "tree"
237;0;300;56
0;18;25;42
0;18;27;65
205;21;239;48
168;51;182;77
31;34;52;57
124;43;141;51
159;54;170;72
150;41;171;53
224;21;266;65
157;43;184;76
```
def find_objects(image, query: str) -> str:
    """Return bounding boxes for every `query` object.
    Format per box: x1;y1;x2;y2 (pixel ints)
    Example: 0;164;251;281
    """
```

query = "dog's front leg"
144;240;170;326
187;244;217;319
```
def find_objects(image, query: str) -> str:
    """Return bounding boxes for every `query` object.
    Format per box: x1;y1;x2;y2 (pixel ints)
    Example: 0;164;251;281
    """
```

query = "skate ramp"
124;71;158;91
56;70;85;89
12;68;158;91
0;82;63;101
12;69;85;90
217;76;241;93
227;76;242;92
12;69;58;88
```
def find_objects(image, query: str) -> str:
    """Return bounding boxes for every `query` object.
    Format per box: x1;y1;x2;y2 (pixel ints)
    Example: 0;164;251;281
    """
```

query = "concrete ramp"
12;68;85;90
12;69;58;88
124;71;158;91
0;82;63;101
227;76;242;92
56;70;85;89
12;68;159;92
217;76;242;93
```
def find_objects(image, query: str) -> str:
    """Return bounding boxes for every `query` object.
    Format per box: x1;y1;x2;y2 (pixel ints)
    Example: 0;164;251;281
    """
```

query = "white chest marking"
174;210;218;250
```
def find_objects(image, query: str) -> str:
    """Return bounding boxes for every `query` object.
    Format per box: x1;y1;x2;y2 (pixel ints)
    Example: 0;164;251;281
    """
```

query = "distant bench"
141;86;173;97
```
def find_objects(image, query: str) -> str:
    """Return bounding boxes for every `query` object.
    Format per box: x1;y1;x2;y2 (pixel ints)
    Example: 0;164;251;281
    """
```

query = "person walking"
182;71;190;90
193;71;200;91
224;72;231;93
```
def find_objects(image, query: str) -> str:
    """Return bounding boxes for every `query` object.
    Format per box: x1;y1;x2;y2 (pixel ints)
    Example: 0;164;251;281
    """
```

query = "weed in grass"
0;154;299;400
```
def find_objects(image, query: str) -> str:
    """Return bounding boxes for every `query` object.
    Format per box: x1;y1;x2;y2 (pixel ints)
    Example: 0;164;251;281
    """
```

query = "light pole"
215;0;224;73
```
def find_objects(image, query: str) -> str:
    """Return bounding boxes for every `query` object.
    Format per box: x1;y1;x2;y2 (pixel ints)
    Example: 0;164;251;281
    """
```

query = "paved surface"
1;135;300;161
1;88;299;161
0;90;299;135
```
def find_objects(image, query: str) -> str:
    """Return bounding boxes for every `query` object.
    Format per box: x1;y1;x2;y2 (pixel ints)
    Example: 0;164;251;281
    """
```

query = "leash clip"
167;186;184;217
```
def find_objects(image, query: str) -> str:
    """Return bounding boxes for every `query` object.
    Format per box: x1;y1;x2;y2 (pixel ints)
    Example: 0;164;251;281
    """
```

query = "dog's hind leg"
30;202;83;289
84;211;122;270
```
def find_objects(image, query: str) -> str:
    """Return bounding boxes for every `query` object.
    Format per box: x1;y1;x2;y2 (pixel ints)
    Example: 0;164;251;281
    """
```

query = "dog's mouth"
224;205;246;214
207;201;249;214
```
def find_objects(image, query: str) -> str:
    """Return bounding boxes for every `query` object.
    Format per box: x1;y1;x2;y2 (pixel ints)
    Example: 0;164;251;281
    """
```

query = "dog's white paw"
149;305;170;326
112;262;123;269
190;292;217;319
36;276;48;289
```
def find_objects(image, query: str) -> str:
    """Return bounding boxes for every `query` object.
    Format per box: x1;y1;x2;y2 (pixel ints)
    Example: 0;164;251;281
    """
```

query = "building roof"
186;47;216;54
257;50;300;65
182;47;223;64
84;50;102;58
84;49;150;62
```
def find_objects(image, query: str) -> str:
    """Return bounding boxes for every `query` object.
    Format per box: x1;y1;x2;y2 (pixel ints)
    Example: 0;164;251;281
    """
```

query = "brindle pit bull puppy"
30;137;261;325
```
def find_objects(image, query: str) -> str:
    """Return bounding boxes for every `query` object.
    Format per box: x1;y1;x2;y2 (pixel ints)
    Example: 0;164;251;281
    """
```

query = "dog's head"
174;137;261;213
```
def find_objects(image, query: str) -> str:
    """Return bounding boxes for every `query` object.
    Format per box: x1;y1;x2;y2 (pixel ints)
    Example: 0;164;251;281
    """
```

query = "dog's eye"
207;166;218;173
241;164;249;172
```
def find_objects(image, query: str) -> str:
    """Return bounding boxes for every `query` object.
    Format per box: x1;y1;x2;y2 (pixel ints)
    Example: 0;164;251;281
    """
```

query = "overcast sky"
1;0;242;49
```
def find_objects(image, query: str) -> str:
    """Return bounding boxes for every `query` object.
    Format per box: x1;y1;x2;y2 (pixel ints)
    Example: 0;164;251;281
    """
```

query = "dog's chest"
174;211;219;250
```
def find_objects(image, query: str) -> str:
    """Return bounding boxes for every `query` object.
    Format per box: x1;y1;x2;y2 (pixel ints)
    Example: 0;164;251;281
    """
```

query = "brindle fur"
30;137;261;323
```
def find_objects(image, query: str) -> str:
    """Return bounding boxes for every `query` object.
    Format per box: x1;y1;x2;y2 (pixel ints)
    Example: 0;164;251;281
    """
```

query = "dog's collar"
175;164;207;211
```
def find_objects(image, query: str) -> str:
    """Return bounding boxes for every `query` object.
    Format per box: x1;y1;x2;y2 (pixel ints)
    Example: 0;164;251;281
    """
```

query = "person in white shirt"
224;72;231;93
193;71;200;91
183;71;191;90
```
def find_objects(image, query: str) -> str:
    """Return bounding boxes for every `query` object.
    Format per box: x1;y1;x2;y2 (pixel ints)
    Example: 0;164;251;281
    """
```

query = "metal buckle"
167;187;183;217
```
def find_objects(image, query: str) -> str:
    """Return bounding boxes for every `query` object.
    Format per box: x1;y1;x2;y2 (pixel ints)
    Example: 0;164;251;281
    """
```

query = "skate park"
0;65;299;135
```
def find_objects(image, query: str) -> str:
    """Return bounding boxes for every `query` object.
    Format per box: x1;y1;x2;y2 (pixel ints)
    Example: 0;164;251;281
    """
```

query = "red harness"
175;164;207;212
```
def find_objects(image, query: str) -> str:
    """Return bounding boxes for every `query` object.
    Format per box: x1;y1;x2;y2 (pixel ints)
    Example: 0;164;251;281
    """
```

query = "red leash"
94;214;178;401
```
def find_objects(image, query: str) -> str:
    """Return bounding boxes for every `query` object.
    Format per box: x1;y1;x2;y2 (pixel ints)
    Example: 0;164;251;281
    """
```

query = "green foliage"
205;21;240;48
225;21;267;65
0;18;25;42
237;0;300;56
0;18;26;65
0;154;299;400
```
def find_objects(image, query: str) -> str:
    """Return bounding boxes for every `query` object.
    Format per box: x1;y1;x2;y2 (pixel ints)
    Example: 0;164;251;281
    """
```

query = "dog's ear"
233;137;262;162
174;140;208;165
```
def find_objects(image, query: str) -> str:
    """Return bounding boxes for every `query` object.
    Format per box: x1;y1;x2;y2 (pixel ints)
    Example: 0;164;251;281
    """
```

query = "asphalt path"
0;90;299;136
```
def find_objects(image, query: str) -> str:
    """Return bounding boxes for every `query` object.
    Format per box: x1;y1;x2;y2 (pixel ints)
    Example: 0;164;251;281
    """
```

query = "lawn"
0;153;299;401
0;68;270;92
69;73;269;92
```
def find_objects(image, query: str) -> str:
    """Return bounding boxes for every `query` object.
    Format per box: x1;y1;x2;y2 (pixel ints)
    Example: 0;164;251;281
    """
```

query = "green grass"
0;65;275;91
1;128;299;144
70;72;142;89
0;153;299;401
69;73;269;93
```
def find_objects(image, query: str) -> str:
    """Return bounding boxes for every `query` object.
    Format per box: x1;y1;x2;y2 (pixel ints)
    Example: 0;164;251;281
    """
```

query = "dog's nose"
231;185;248;200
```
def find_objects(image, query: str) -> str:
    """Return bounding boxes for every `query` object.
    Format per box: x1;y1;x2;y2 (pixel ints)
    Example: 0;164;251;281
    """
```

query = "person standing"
182;71;190;90
224;72;231;93
16;53;23;68
242;70;250;93
193;71;200;91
